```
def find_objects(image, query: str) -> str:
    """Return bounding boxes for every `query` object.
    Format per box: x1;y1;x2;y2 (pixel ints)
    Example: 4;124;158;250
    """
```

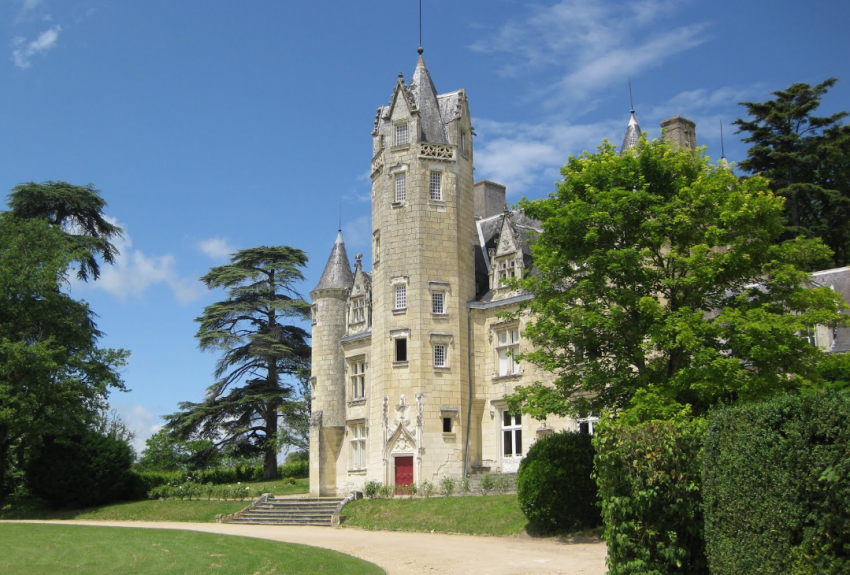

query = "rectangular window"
394;284;406;310
496;327;521;376
460;131;467;153
350;423;367;470
430;171;442;200
395;173;406;203
431;292;445;314
502;411;522;457
395;123;408;146
434;344;447;368
350;360;366;400
443;417;453;433
395;338;407;362
351;298;366;324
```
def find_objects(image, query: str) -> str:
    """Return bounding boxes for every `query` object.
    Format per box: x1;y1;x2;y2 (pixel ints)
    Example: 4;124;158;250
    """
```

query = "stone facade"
308;55;706;497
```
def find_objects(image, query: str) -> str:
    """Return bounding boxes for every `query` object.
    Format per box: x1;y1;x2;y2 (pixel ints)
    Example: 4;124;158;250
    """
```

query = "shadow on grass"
523;520;605;544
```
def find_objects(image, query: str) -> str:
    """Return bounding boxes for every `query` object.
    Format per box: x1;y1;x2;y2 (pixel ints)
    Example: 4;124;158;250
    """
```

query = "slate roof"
312;231;354;293
474;210;543;300
408;56;447;144
620;112;642;155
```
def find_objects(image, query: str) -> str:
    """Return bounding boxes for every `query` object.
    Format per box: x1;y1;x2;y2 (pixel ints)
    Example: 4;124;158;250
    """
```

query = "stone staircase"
224;495;347;526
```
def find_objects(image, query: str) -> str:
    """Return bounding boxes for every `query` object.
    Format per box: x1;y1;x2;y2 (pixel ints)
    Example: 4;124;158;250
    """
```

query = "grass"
0;477;309;522
341;494;530;536
0;523;385;574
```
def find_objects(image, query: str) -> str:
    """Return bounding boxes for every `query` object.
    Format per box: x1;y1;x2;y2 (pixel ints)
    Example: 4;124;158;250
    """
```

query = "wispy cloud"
73;218;205;304
112;402;161;455
197;237;236;260
342;215;372;257
470;0;708;107
11;25;61;68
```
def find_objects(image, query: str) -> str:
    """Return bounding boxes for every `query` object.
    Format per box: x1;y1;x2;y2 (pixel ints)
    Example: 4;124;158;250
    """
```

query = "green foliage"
364;480;381;499
419;480;435;498
0;215;128;503
703;390;850;575
479;473;495;495
509;137;848;422
166;246;312;479
378;484;395;499
439;476;456;497
735;78;850;267
516;431;599;533
135;460;307;496
594;418;707;575
460;476;471;495
279;459;308;479
26;431;136;509
8;181;123;282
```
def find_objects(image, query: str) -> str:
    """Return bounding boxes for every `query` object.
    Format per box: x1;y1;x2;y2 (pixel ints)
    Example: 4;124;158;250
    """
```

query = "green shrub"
703;390;850;575
26;431;137;508
439;476;456;496
364;480;381;499
419;480;434;498
594;419;707;575
479;473;495;495
516;431;599;533
279;460;308;479
460;477;471;495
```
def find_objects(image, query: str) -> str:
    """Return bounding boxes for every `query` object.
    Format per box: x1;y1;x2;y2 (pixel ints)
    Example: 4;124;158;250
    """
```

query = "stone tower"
660;115;697;151
309;231;354;496
368;53;476;486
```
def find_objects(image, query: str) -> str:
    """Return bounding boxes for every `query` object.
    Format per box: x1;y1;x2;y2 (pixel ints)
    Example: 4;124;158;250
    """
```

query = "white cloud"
197;237;236;260
112;402;161;456
74;217;206;304
12;25;61;69
470;0;708;107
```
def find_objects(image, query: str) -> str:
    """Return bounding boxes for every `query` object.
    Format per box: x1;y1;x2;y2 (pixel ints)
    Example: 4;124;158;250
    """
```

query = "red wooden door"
395;456;413;487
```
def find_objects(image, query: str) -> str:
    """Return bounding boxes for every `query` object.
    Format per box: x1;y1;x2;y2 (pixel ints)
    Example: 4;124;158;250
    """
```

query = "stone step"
223;495;347;527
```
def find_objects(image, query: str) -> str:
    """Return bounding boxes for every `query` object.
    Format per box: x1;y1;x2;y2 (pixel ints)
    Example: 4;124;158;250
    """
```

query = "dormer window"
395;122;409;146
351;297;366;324
498;259;517;285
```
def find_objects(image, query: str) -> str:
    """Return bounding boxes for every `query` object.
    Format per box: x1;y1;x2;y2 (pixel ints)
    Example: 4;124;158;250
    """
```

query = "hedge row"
594;418;708;575
135;460;308;495
594;389;849;575
703;390;850;575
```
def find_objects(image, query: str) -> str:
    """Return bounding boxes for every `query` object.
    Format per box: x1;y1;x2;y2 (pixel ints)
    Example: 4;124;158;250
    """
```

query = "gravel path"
6;520;607;575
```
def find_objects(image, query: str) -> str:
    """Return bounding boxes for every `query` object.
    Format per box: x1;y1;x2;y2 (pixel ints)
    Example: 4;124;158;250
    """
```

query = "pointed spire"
621;79;642;155
313;231;354;293
408;55;446;143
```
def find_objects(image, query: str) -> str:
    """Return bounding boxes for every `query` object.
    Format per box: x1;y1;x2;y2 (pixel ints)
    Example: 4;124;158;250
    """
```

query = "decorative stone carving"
392;435;414;453
309;410;323;426
419;143;454;161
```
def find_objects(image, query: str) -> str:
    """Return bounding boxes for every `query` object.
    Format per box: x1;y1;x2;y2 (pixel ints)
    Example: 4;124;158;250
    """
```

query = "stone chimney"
660;116;697;152
474;180;507;219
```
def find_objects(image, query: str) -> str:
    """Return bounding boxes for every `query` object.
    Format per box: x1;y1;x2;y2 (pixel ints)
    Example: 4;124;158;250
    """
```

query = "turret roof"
620;111;642;155
312;231;354;292
408;55;447;143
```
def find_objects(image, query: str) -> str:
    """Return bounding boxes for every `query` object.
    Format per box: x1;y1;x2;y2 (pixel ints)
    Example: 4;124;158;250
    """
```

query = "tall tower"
309;231;353;496
368;52;476;485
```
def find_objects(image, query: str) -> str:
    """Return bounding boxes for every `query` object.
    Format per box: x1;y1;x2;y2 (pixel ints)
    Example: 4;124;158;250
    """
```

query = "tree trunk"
0;433;9;504
263;406;280;480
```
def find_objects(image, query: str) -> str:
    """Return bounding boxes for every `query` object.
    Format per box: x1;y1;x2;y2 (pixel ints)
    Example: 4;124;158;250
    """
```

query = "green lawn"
0;523;384;575
342;494;530;536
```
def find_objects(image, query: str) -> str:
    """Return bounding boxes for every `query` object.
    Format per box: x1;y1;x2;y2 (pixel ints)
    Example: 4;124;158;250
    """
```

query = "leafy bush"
516;431;598;533
703;390;850;575
479;473;495;495
27;431;137;508
494;473;512;495
460;477;471;495
279;460;308;479
419;480;434;498
439;476;456;496
594;419;707;575
378;484;394;499
364;480;381;499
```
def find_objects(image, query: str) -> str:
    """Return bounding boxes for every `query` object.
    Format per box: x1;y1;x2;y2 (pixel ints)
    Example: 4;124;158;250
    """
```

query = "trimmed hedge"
27;431;137;508
594;418;707;575
134;460;309;498
516;431;599;533
703;390;850;575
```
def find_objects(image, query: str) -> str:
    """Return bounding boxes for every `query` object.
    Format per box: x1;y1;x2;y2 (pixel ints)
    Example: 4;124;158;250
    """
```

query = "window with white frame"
578;414;600;435
502;411;522;457
433;344;447;368
349;359;366;400
350;422;367;470
496;327;520;376
431;292;445;315
497;258;517;285
801;327;818;347
394;284;406;310
395;122;409;146
351;297;366;324
430;171;442;200
395;173;406;203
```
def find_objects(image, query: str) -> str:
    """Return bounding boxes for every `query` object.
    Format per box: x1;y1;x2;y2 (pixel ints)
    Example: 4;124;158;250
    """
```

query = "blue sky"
3;0;849;454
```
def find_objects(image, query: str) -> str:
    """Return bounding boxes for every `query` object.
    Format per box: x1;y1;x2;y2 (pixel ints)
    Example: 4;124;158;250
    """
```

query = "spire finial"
418;0;423;56
628;77;635;114
719;119;727;160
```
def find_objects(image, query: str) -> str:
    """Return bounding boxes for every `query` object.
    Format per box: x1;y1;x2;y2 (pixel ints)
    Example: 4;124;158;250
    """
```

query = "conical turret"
621;111;642;155
313;231;354;293
408;55;446;143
